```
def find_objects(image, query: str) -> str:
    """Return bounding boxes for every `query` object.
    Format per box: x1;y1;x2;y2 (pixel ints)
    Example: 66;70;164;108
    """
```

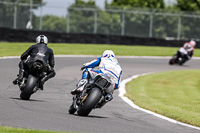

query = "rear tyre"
77;87;101;116
179;58;187;65
20;75;37;100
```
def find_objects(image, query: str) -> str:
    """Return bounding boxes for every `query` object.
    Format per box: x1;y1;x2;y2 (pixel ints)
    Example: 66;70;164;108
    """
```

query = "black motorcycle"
69;73;114;116
18;60;45;100
169;52;189;65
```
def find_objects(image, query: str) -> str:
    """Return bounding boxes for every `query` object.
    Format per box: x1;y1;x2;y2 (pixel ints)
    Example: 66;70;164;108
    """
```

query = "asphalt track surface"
0;56;199;133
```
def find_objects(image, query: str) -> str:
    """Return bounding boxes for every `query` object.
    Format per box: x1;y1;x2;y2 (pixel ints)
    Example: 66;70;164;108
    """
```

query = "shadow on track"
70;114;108;119
10;97;46;102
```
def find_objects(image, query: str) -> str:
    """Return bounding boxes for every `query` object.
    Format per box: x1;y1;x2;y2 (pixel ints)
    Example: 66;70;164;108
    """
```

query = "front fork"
72;89;88;110
19;78;26;90
72;96;78;110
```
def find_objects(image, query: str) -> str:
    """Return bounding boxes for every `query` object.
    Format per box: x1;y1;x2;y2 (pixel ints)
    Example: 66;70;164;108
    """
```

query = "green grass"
126;70;200;127
0;126;74;133
0;42;200;57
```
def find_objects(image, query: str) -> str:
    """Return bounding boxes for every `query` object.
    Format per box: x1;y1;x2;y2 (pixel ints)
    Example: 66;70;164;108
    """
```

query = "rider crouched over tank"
13;35;56;90
70;50;122;113
169;40;196;65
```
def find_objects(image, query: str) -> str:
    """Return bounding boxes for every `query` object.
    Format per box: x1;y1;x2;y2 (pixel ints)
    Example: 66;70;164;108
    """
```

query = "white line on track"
1;55;200;130
56;55;200;59
1;55;200;59
0;56;19;59
118;73;200;131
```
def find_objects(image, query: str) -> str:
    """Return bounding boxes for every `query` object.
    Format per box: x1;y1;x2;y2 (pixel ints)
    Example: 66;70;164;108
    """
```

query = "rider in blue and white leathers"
71;50;122;102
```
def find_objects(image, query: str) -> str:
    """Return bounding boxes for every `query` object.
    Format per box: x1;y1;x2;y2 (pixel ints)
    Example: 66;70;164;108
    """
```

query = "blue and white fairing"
83;57;122;89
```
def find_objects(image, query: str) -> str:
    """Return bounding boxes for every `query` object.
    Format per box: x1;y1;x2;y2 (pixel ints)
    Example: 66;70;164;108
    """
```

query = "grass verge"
0;126;74;133
126;70;200;127
0;42;200;57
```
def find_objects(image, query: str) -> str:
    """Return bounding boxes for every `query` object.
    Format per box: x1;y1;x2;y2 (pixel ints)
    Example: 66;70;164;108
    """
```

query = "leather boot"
39;75;48;90
13;70;24;85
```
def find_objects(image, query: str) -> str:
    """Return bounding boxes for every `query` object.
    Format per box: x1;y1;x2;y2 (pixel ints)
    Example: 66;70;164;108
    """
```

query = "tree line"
1;0;200;39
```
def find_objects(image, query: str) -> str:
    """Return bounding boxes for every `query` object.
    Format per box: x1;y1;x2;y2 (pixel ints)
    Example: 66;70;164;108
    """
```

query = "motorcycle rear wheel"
20;75;37;100
77;87;101;116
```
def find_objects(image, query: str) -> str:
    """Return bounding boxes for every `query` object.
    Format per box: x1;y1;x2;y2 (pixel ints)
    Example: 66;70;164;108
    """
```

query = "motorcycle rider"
71;50;122;107
13;35;56;90
176;40;196;65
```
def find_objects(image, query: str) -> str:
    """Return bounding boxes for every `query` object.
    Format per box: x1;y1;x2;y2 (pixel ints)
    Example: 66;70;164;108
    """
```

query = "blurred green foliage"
1;0;200;39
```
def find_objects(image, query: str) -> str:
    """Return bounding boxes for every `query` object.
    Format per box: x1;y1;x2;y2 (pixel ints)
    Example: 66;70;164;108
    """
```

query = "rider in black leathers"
13;35;56;90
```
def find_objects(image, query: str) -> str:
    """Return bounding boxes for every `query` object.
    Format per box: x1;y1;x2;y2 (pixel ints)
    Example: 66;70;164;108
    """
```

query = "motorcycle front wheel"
169;58;175;65
69;104;77;114
77;87;101;116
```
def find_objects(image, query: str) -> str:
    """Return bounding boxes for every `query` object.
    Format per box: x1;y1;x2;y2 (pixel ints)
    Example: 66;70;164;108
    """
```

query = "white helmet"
102;50;115;58
190;40;196;47
36;35;48;44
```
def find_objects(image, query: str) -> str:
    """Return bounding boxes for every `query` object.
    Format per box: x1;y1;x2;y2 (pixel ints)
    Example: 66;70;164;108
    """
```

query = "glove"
80;65;86;71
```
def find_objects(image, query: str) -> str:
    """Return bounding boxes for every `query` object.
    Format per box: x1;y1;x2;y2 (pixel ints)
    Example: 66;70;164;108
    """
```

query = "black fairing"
28;60;45;77
93;74;111;90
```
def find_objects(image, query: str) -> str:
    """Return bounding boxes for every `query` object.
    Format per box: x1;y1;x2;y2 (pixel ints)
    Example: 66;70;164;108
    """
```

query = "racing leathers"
179;42;194;58
176;42;195;65
13;43;56;90
71;56;122;101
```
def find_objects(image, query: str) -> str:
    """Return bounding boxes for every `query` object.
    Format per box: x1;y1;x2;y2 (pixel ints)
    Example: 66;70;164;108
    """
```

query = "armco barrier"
0;28;199;48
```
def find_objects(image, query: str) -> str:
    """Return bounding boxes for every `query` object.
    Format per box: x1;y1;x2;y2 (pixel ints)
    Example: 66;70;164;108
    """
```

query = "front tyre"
169;59;175;65
20;75;37;100
69;105;77;114
77;87;101;116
